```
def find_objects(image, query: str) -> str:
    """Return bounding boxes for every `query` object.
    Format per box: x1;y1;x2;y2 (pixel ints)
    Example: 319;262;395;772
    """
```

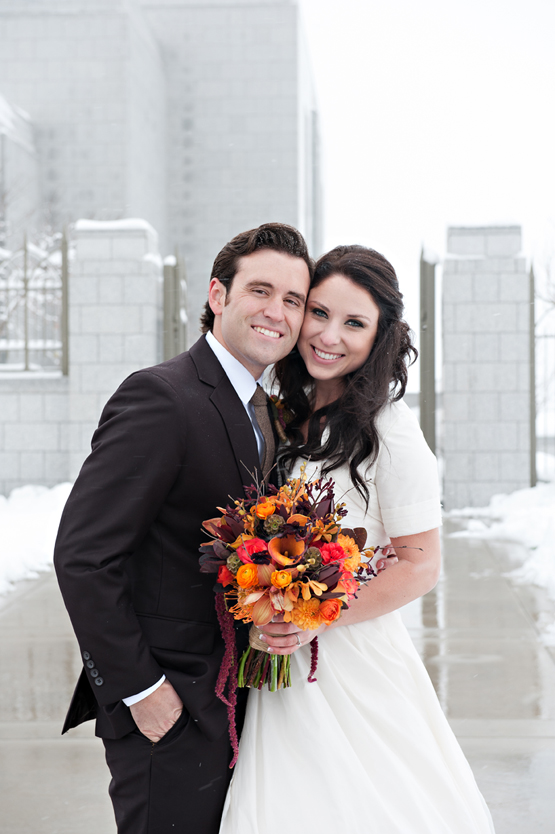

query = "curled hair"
200;222;313;332
274;244;417;505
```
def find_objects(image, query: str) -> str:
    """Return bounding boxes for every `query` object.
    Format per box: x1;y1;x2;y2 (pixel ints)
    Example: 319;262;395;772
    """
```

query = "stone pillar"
67;219;162;480
442;226;531;510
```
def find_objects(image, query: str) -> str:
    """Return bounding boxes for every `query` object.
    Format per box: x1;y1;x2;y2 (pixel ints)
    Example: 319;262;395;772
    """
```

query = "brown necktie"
250;384;275;480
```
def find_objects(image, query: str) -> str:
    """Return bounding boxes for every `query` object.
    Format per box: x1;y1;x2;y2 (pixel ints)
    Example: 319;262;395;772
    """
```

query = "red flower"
338;572;358;595
218;565;235;587
319;542;346;566
236;537;268;564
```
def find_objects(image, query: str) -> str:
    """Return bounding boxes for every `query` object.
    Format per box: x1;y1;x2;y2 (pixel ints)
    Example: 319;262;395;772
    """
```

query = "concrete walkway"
1;524;555;832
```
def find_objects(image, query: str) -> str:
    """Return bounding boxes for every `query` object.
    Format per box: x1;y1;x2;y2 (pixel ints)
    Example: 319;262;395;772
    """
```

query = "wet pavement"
1;523;554;832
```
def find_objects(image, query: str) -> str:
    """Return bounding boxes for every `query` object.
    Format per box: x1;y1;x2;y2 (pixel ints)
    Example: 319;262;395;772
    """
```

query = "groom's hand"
129;679;183;743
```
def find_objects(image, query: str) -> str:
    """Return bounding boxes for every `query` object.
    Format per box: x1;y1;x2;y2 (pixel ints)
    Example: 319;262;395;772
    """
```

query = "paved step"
0;524;554;832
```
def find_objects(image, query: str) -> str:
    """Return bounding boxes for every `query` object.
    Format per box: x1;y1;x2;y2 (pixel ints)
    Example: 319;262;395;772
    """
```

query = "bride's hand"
257;616;325;655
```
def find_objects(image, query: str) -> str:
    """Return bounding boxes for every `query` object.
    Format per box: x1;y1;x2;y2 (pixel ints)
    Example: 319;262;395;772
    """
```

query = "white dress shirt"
123;332;265;706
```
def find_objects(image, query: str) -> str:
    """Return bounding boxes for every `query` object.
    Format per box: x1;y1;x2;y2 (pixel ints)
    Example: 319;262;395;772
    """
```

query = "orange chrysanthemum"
337;534;360;560
339;534;361;573
288;597;322;631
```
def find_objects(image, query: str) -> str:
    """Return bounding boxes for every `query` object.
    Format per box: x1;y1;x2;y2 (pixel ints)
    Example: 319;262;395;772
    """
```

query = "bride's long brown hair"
274;244;417;505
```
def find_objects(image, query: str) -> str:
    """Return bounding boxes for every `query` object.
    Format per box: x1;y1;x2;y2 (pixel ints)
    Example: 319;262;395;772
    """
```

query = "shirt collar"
205;331;263;406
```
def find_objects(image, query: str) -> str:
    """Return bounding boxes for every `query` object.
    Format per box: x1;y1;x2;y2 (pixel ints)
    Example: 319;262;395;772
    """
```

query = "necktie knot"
250;384;269;408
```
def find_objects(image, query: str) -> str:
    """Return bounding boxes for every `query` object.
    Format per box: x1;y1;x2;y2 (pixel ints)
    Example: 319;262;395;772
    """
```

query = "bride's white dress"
219;400;495;833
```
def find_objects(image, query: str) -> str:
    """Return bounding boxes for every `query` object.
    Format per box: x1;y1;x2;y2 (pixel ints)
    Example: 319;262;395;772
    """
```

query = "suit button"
90;669;99;678
94;677;104;686
86;660;95;669
83;651;91;661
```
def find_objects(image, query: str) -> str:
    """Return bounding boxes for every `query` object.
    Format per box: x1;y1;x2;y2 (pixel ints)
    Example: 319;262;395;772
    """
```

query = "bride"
219;244;495;833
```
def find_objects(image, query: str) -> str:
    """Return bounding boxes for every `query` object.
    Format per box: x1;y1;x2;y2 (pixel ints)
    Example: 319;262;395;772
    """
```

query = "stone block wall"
442;226;532;509
0;219;162;495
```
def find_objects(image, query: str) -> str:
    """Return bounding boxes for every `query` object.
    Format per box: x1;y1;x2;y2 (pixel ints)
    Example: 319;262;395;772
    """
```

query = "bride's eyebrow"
310;299;371;323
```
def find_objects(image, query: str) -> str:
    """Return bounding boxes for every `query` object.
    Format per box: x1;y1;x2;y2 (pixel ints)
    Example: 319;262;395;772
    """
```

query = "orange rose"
236;563;259;589
255;501;275;519
319;598;342;625
271;569;292;589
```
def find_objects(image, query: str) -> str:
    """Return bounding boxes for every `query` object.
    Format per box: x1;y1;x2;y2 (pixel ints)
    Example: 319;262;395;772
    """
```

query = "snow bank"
447;480;555;641
0;483;72;596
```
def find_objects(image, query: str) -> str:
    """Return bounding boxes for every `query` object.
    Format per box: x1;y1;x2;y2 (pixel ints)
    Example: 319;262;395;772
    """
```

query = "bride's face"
297;273;380;384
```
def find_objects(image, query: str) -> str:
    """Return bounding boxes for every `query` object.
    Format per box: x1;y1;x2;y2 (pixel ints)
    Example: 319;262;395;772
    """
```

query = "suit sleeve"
54;370;186;706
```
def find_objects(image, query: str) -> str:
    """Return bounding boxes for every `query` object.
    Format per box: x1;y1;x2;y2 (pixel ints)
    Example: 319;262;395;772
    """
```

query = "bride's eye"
346;318;364;328
311;307;328;319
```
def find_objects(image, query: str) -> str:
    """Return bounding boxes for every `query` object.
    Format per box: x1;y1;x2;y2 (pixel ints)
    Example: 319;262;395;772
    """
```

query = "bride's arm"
260;527;440;654
326;527;440;628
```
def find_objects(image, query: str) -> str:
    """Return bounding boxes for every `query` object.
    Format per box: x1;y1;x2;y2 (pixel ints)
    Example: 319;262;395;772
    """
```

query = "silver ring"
295;633;301;647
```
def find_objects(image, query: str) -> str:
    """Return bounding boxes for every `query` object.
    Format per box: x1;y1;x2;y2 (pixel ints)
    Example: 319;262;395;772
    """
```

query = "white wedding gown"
219;401;495;833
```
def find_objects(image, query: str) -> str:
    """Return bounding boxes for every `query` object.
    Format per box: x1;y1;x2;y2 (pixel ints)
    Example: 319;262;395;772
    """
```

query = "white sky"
299;0;555;386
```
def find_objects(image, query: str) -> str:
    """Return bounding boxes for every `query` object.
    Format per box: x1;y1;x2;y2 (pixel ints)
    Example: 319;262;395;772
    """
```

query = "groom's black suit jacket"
54;336;261;741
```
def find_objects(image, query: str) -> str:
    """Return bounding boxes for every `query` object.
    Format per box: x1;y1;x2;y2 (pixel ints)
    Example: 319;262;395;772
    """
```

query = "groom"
54;222;312;834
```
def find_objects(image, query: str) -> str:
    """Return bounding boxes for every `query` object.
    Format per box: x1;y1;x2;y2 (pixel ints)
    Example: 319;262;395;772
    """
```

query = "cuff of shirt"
122;675;166;707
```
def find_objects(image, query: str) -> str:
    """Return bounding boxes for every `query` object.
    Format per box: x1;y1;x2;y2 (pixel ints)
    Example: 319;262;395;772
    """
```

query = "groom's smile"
252;325;282;339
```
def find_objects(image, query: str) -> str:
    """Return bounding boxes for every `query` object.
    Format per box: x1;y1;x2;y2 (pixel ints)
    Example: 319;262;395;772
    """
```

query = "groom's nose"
262;294;286;322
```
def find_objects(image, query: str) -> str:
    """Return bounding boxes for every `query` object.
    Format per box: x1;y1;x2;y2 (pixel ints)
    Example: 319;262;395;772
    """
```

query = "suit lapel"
190;336;261;491
210;383;261;489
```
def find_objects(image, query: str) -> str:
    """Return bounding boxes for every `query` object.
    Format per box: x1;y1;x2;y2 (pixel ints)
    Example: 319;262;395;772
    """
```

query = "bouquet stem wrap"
236;625;292;691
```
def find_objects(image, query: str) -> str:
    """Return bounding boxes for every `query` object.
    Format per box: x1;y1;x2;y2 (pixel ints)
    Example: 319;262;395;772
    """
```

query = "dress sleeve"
374;401;442;538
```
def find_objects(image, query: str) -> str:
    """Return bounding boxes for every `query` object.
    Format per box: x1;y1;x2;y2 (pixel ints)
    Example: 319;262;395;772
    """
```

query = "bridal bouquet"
199;466;385;762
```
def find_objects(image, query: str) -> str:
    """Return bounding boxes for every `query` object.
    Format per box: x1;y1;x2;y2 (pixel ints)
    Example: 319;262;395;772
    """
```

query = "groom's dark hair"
200;222;313;333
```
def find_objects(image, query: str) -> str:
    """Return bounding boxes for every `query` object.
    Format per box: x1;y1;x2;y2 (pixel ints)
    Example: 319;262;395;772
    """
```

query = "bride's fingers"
259;631;303;654
259;621;298;636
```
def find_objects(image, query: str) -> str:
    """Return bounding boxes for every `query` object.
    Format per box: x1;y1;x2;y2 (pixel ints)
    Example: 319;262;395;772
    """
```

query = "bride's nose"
319;321;341;346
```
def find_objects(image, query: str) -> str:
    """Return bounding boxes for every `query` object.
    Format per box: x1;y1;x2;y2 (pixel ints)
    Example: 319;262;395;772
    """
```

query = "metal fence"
534;266;555;481
163;252;188;360
0;232;68;373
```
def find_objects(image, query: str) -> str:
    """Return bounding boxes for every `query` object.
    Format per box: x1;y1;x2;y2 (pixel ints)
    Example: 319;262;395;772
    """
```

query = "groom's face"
209;248;310;379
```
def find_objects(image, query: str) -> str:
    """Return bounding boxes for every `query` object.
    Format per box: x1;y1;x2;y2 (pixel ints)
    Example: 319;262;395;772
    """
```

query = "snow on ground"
447;473;555;644
0;483;72;596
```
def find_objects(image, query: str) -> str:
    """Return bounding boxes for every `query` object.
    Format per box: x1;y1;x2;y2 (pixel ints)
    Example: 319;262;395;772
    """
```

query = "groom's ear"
208;278;227;317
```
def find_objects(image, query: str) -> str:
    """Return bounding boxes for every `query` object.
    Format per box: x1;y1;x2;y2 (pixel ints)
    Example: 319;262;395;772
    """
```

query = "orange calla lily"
268;535;306;566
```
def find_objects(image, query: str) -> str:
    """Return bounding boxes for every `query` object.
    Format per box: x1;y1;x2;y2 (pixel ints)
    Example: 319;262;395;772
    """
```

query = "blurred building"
0;0;321;336
0;93;40;249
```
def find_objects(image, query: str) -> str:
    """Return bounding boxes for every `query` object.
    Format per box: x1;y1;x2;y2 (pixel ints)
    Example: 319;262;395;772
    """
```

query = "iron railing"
163;251;188;360
0;231;68;373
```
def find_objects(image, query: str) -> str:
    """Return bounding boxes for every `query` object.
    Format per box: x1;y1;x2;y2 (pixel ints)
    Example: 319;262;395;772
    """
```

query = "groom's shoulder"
123;335;224;398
